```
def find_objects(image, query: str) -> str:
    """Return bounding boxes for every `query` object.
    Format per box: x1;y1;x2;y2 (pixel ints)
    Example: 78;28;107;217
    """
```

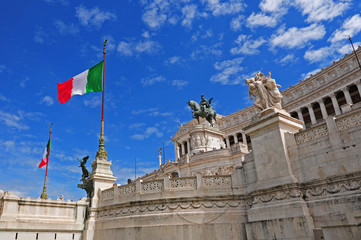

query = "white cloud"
0;65;6;73
260;0;287;13
33;28;48;44
131;127;163;140
84;96;102;108
172;80;188;89
230;35;266;55
129;123;146;129
270;23;326;49
304;46;332;63
131;108;158;115
117;39;161;57
191;42;223;59
141;75;166;86
141;0;171;29
301;68;321;79
0;93;8;102
246;12;278;28
329;14;361;43
230;15;244;31
337;41;361;55
165;56;182;65
277;54;298;65
0;110;29;130
76;6;116;28
181;4;197;27
210;57;244;85
54;20;79;35
20;77;30;88
40;96;54;106
294;0;350;23
202;0;245;16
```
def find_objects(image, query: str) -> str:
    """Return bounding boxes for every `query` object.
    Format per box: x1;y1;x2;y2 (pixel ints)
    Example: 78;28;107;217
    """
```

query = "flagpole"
41;123;53;199
97;40;108;158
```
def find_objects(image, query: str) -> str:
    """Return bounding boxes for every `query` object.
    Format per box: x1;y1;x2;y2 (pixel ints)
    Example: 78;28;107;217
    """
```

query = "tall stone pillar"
295;109;305;129
356;82;361;98
233;134;238;143
242;131;247;144
307;104;317;125
317;99;328;120
174;143;179;162
225;137;230;148
84;152;116;240
342;87;353;105
329;93;341;115
244;110;302;188
181;142;185;156
187;139;191;154
244;110;315;240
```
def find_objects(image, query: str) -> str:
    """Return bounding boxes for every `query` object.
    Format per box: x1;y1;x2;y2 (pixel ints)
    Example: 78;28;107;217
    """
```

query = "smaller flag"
57;61;104;104
39;139;51;168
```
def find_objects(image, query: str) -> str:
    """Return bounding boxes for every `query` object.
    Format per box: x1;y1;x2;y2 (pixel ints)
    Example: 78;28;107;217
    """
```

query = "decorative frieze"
248;188;303;206
97;200;243;218
295;123;328;144
305;178;361;198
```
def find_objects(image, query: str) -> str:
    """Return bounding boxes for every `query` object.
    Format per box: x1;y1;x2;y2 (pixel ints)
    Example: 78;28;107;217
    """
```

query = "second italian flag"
57;61;104;104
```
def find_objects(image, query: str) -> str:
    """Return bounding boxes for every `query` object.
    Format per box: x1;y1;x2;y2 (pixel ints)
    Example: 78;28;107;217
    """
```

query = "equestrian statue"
187;94;217;127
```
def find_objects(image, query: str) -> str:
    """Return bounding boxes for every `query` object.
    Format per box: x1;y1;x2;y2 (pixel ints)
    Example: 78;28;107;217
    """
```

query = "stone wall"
0;190;88;240
90;108;361;240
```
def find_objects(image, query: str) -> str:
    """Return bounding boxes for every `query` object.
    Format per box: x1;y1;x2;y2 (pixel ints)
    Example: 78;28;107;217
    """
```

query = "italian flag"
57;61;104;104
39;139;51;168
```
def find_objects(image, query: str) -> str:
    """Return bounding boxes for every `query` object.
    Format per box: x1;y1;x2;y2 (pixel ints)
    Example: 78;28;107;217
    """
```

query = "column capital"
317;98;324;104
341;86;348;92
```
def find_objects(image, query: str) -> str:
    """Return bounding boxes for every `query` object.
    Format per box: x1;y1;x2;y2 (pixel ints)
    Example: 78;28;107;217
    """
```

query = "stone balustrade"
100;174;233;207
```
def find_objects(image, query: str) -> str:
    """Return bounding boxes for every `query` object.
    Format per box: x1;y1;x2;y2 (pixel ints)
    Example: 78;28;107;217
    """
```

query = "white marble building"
1;46;361;240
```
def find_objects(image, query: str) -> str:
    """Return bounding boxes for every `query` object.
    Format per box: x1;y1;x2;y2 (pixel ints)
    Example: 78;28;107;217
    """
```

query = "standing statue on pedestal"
245;71;283;111
187;94;217;127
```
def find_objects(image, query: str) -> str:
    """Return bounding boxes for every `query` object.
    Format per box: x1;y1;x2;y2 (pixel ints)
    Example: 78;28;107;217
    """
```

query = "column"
317;99;328;120
181;142;185;156
307;104;317;125
296;109;305;129
174;143;179;161
356;81;361;98
187;139;191;154
233;134;238;143
329;93;341;115
225;137;230;148
242;132;247;145
342;87;353;105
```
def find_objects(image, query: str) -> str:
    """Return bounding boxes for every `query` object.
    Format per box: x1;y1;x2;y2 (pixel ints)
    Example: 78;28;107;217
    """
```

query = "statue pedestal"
88;156;117;208
244;109;303;189
189;124;224;154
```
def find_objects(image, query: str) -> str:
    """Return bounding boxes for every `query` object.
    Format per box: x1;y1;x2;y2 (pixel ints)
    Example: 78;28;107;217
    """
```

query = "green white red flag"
39;139;51;168
57;61;104;104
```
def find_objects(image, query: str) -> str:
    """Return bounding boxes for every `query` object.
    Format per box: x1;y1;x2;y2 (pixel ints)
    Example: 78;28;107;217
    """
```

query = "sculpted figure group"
245;71;283;111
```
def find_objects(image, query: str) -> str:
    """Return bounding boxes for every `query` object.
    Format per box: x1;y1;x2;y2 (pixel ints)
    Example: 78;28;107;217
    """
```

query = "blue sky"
1;0;361;201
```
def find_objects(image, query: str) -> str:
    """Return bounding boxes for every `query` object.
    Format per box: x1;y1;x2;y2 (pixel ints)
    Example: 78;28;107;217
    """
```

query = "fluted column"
317;99;328;120
342;87;353;105
296;109;305;129
307;104;317;125
329;93;341;115
181;142;185;156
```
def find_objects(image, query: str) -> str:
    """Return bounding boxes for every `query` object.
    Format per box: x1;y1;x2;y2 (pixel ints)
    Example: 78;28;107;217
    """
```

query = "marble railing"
294;107;361;145
336;109;361;131
294;122;328;144
100;174;233;207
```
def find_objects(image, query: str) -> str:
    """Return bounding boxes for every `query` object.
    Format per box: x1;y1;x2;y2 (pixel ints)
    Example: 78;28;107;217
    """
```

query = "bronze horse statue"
187;100;217;127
